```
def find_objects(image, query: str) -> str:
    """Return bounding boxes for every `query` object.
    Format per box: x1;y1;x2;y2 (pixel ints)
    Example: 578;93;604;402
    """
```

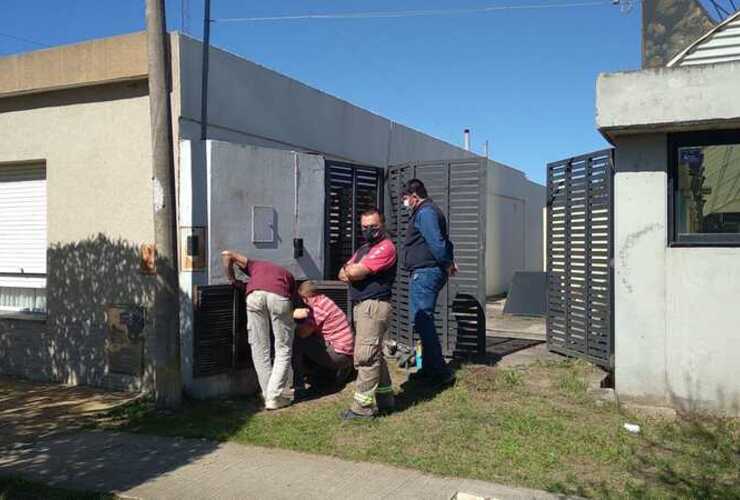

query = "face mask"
402;198;412;209
362;228;383;244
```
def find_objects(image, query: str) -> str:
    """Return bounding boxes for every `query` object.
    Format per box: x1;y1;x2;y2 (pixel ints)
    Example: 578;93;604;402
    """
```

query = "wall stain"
618;223;662;294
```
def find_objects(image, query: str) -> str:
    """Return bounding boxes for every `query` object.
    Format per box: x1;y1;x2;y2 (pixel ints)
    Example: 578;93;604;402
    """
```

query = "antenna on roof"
612;0;633;14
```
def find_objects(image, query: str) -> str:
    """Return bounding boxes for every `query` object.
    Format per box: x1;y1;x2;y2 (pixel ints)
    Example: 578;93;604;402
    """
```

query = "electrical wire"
0;32;50;48
212;1;612;23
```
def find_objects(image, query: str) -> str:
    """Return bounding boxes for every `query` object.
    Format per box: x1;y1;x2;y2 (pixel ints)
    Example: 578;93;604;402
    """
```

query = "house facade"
0;32;544;396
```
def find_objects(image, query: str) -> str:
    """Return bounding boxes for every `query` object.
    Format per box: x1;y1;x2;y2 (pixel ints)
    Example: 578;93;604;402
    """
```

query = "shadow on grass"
544;413;740;499
625;416;740;499
100;393;264;442
0;475;116;500
394;372;458;414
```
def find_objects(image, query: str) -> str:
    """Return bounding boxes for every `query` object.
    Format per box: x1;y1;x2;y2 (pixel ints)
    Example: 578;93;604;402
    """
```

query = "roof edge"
0;31;149;99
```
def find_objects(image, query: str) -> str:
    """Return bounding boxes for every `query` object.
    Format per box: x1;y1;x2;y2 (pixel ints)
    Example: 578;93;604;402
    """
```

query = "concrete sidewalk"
0;429;565;500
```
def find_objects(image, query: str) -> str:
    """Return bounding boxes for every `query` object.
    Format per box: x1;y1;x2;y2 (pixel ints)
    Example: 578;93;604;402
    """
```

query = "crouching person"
338;209;397;420
222;250;296;411
292;281;354;397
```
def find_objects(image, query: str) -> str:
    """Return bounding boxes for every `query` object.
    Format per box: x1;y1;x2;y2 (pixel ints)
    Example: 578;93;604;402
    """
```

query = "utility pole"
200;0;211;140
146;0;182;408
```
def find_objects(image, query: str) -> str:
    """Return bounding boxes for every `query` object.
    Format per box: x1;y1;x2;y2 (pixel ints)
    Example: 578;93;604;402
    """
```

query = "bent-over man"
222;251;295;410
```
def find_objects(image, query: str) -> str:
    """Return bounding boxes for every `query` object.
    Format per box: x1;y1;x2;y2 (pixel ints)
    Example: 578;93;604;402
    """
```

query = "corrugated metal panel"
0;163;46;284
194;285;240;377
386;159;487;359
670;12;740;66
324;161;383;279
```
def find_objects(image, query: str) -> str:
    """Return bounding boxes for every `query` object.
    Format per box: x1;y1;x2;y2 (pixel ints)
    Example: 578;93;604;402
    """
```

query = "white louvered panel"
675;14;740;66
0;163;47;276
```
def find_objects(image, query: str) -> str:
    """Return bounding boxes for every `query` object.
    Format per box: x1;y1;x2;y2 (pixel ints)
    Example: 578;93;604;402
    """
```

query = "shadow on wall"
669;372;740;418
0;234;192;392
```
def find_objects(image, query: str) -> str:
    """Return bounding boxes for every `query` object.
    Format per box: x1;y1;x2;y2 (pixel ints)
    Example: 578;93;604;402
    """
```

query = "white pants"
246;290;295;402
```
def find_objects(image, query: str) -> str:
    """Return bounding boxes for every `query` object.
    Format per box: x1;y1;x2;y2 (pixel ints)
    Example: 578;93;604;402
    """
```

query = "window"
669;131;740;246
0;163;47;315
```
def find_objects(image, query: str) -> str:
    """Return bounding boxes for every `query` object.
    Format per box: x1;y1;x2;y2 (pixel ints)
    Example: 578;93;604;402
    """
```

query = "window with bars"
324;161;384;279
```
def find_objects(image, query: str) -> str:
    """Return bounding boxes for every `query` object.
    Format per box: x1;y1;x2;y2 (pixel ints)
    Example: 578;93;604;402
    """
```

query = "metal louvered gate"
193;284;251;377
324;161;384;279
546;149;614;369
386;159;487;359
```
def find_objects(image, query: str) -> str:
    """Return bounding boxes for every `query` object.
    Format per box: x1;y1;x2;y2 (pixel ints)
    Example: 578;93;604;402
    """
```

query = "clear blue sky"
0;0;643;184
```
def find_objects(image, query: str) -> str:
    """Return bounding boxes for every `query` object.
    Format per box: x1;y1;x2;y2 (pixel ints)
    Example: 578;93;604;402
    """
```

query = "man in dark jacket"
401;179;456;386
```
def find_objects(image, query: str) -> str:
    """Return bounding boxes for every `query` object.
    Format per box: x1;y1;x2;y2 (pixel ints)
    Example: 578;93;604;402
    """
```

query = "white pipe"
464;129;470;151
293;152;299;237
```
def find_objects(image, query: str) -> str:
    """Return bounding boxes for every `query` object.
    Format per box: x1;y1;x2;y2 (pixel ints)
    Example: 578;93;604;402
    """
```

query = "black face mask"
362;228;383;244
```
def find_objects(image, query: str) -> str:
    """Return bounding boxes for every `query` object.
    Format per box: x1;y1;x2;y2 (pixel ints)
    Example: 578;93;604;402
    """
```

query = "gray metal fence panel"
386;159;487;359
194;284;246;377
546;149;614;369
324;161;384;280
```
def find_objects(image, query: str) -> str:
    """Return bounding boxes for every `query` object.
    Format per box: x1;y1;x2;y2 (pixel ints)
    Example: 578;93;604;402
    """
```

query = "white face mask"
402;198;412;209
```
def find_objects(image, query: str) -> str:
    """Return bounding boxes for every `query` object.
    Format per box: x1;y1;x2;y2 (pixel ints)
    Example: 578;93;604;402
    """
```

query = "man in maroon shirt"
221;250;296;410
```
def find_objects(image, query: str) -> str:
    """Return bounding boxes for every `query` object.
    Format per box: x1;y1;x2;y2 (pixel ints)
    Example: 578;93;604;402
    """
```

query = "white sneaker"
265;395;292;410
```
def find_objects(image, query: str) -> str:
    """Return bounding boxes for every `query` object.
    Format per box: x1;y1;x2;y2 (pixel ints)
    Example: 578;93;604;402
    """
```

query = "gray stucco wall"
597;62;740;134
0;81;155;391
207;142;326;281
613;134;740;416
487;161;545;296
174;34;478;166
172;33;544;297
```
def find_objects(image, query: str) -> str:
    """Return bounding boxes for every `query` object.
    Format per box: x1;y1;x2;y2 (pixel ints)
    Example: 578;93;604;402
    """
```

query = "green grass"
0;476;116;500
97;359;740;499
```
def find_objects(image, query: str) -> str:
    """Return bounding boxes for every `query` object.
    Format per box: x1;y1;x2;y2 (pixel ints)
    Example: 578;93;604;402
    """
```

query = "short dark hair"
402;179;428;199
360;208;385;223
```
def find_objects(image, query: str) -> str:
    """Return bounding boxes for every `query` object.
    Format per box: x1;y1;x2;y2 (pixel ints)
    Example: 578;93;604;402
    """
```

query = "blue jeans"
409;266;449;376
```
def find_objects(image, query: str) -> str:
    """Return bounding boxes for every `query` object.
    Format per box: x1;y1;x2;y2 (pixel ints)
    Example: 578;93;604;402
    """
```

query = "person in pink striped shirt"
292;281;354;397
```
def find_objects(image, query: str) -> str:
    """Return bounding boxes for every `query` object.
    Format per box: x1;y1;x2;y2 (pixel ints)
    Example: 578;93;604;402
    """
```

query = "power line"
212;1;612;23
0;32;50;49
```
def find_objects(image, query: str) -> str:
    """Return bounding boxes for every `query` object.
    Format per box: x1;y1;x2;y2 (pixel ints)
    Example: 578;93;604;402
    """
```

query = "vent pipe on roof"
483;140;489;159
464;129;471;151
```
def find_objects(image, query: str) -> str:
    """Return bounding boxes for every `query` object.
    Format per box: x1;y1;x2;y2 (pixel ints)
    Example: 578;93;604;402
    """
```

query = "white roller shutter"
0;163;47;288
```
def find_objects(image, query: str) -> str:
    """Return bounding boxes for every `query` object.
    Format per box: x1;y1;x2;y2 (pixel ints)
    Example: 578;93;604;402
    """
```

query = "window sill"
669;241;740;248
0;312;48;323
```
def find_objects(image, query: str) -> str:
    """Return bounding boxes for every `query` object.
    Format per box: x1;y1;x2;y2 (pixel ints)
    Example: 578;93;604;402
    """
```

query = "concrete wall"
207;142;326;282
0;81;155;390
174;34;477;166
178;140;259;399
486;161;545;296
613;134;740;415
596;62;740;135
